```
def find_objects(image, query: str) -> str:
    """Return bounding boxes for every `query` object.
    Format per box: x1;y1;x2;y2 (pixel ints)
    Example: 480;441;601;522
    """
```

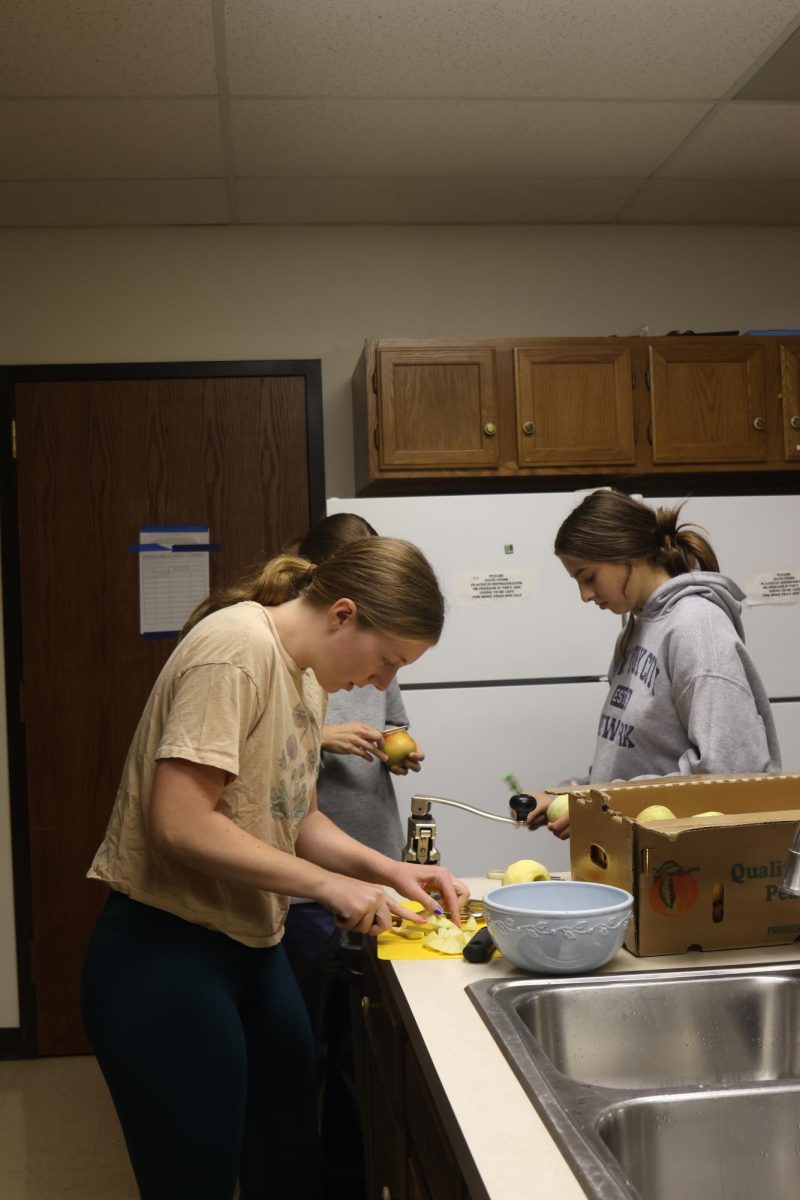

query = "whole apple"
382;728;417;767
546;793;570;823
636;804;676;822
501;858;550;886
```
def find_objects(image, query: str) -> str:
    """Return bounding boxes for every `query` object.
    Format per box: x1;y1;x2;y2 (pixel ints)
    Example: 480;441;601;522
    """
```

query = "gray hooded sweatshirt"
589;572;782;785
316;679;409;859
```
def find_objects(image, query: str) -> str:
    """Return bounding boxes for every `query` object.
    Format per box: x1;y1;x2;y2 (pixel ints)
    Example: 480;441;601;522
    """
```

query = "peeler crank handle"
410;794;517;825
508;793;539;823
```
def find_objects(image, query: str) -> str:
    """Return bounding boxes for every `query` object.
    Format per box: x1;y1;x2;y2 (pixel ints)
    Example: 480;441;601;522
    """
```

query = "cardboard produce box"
568;773;800;956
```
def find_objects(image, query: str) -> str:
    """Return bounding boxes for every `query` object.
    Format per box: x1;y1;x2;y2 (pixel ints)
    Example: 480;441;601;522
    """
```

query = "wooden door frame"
0;358;324;1056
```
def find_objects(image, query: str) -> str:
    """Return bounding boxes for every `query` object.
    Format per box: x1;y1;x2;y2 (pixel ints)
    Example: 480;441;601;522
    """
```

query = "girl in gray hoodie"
527;490;782;838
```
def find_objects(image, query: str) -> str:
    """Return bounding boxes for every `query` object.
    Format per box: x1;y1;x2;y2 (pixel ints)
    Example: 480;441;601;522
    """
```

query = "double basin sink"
467;962;800;1199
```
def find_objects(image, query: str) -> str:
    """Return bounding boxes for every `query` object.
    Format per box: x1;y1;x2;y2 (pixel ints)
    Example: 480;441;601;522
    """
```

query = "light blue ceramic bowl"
483;880;633;975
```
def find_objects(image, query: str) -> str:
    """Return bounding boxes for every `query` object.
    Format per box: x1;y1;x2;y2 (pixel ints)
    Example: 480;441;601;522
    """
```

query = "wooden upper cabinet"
778;340;800;462
376;347;499;469
647;338;768;464
352;336;799;493
514;340;636;466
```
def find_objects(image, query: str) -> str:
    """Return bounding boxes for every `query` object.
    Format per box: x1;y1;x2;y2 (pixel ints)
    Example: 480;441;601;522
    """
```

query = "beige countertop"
387;875;800;1200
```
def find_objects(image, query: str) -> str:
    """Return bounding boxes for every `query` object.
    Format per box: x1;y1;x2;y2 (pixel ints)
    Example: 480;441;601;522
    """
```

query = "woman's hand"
388;743;425;776
316;873;396;934
384;862;470;927
521;790;571;839
321;722;387;762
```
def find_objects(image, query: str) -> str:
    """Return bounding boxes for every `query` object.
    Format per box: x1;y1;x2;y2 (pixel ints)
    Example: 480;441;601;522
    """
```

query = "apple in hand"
546;793;570;823
382;729;418;767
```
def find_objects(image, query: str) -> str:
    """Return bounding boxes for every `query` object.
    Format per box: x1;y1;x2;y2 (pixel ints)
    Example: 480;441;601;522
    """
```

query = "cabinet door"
647;339;768;464
405;1045;469;1200
779;341;800;462
514;341;636;466
377;348;499;469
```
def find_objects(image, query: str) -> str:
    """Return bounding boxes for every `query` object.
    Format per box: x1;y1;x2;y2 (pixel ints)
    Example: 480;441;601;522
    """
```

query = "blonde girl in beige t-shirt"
82;537;467;1200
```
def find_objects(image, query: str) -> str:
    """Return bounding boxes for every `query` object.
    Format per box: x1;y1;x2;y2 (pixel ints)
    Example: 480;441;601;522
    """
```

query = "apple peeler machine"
402;793;538;864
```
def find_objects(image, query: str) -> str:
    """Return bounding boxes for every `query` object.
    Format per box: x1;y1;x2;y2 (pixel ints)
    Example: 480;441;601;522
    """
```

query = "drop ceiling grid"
0;0;799;225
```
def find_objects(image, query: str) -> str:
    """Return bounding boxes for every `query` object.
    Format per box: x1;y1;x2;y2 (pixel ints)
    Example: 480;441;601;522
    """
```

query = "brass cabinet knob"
790;416;800;430
522;421;535;436
483;422;497;437
753;417;766;431
360;995;371;1015
381;1188;392;1200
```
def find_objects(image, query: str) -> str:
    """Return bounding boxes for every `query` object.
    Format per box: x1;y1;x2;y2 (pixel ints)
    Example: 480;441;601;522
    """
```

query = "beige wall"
1;221;799;1028
3;223;800;498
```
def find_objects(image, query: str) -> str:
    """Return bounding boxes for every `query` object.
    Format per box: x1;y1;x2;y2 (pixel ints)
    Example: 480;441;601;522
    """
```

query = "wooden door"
2;363;323;1055
514;340;637;467
376;347;500;469
647;338;768;464
778;341;800;462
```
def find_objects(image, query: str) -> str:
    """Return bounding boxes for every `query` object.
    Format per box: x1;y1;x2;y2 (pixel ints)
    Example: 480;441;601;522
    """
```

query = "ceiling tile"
226;0;800;99
0;100;225;179
231;98;710;178
735;25;800;100
0;0;217;96
236;177;642;223
0;180;231;226
662;103;800;177
620;177;800;223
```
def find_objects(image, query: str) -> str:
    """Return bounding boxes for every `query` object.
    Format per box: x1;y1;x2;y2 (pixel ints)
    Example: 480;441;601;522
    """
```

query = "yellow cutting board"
377;902;490;961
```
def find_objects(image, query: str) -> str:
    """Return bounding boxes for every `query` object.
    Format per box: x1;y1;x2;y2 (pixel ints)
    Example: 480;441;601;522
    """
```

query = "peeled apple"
501;858;551;886
546;793;570;822
382;729;417;767
636;804;676;822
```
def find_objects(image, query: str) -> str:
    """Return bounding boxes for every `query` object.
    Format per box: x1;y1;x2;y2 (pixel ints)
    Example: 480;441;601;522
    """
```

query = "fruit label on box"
729;856;792;902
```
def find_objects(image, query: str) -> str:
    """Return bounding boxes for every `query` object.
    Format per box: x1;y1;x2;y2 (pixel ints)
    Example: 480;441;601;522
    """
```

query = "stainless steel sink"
515;973;800;1088
468;962;800;1199
598;1086;800;1200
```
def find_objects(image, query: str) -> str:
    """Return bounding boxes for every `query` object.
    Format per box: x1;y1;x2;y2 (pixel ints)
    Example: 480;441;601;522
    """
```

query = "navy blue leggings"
81;891;320;1200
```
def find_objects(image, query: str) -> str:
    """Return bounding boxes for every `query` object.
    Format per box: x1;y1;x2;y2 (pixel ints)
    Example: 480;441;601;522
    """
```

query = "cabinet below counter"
357;877;800;1200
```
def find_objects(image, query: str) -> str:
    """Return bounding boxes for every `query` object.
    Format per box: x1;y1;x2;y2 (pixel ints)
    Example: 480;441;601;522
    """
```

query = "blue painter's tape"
128;543;221;552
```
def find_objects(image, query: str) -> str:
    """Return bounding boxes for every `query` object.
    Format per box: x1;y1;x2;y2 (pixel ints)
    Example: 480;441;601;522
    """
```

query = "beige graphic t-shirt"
88;602;327;947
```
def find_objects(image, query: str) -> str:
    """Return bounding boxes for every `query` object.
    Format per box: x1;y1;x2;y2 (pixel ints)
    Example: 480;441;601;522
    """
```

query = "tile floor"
0;1055;138;1198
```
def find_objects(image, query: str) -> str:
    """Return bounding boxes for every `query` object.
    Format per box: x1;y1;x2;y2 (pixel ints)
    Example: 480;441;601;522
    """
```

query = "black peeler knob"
508;793;538;823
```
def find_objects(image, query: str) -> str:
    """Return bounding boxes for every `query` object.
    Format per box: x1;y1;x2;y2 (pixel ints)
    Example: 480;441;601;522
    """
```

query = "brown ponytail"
181;554;316;636
555;489;718;575
182;535;445;644
555;490;719;670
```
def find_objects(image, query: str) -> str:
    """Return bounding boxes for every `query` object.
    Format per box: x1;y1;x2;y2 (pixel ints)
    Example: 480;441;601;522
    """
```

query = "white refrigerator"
327;493;620;876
